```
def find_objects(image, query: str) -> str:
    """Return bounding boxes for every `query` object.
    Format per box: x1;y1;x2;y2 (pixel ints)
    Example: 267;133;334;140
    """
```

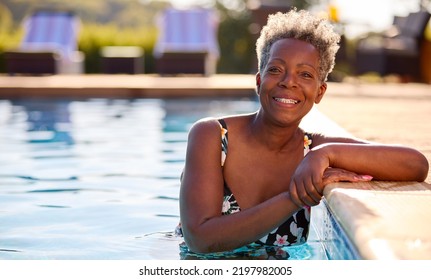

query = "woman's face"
256;38;327;126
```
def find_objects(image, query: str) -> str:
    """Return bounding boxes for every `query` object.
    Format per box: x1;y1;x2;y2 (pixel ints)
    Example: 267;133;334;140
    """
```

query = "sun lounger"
5;9;84;75
153;8;220;76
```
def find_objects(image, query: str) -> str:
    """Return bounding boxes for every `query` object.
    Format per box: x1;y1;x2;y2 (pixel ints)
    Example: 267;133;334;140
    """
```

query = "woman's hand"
288;148;373;207
322;167;373;186
288;149;329;207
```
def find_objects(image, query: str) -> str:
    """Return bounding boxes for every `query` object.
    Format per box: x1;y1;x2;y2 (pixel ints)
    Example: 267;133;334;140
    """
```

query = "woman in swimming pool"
178;9;429;254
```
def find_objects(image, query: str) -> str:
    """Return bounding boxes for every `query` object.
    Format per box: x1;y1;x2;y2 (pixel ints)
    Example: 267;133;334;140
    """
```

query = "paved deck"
1;74;431;259
0;74;257;99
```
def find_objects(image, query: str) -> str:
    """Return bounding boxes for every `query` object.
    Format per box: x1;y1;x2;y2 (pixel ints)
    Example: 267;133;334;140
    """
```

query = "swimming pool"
0;97;356;260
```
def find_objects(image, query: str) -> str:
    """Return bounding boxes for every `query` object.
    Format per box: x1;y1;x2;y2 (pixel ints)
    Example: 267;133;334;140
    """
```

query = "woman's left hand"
322;167;373;185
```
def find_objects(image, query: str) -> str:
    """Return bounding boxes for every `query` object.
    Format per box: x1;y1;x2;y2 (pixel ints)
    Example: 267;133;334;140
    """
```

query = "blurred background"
0;0;430;81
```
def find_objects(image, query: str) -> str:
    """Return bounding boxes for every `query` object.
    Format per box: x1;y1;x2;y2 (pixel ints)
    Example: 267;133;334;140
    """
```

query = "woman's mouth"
273;97;299;104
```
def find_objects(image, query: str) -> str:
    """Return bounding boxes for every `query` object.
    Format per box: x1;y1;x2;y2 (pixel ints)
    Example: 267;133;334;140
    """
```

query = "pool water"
0;97;348;260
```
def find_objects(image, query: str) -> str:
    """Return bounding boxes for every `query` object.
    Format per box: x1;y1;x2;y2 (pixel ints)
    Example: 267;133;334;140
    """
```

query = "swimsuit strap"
303;133;313;156
218;119;228;167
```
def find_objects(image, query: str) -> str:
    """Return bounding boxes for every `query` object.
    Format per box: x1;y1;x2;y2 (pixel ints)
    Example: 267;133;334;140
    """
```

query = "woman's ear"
255;73;261;95
314;82;327;104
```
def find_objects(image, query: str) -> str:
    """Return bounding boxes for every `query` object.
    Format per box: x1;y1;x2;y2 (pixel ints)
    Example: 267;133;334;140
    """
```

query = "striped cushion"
21;10;79;57
154;8;219;57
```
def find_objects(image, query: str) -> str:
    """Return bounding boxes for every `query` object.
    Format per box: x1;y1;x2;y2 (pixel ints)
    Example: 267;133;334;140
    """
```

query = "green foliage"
216;10;255;73
0;4;13;34
0;3;21;72
78;24;158;73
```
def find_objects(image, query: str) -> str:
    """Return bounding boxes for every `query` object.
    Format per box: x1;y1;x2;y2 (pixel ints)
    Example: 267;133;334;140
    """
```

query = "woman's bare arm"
289;138;429;207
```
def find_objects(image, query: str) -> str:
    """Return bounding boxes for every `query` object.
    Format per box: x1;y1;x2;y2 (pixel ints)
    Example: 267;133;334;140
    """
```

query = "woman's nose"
278;72;297;88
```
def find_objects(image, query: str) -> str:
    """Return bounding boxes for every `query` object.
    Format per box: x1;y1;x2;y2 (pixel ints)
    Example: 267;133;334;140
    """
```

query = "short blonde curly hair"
256;8;340;82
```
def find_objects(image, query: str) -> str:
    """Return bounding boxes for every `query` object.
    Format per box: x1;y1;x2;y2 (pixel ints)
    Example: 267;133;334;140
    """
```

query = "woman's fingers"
322;168;373;185
290;168;373;208
290;177;322;207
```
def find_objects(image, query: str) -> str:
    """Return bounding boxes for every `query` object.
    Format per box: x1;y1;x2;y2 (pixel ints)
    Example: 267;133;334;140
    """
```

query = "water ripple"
27;188;116;194
156;214;180;218
0;249;21;253
17;175;79;182
155;195;179;201
27;188;82;193
37;204;71;209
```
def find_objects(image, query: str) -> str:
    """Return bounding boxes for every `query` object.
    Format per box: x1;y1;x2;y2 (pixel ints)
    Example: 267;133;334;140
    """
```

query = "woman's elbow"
183;236;210;254
405;149;430;182
182;226;220;254
415;153;429;182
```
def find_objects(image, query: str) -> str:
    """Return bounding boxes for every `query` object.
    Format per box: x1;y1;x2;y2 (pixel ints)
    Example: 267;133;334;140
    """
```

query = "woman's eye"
268;67;281;73
301;72;313;78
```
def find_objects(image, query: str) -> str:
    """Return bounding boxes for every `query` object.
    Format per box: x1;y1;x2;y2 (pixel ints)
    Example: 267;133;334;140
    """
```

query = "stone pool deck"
0;74;430;259
0;74;256;99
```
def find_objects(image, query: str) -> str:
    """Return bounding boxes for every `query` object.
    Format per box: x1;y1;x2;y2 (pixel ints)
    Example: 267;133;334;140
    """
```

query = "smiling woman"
176;8;429;256
256;38;325;126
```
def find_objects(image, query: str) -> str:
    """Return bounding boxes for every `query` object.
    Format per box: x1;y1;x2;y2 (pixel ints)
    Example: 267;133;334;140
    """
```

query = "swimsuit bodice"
218;119;311;246
176;119;312;247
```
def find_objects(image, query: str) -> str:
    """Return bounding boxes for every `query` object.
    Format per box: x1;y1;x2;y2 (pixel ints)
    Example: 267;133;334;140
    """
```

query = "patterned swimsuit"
177;119;313;247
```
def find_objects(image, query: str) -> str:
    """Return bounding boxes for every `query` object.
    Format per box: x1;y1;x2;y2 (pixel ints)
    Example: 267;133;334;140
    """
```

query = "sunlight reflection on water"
0;97;267;260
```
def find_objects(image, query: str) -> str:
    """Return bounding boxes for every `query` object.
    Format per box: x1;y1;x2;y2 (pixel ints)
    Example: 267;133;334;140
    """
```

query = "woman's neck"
249;111;303;153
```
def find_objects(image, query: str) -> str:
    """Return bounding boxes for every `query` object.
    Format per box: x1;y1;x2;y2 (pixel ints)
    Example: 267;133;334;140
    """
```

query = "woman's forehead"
269;38;319;63
271;38;317;53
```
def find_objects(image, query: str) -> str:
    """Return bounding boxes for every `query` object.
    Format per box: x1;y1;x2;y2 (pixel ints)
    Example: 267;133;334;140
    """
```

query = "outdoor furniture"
4;9;84;75
100;46;144;74
422;39;431;83
153;8;220;76
5;51;58;75
355;10;431;81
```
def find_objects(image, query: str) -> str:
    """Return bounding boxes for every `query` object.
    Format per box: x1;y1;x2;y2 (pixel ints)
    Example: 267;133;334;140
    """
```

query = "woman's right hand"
288;147;373;207
288;151;327;207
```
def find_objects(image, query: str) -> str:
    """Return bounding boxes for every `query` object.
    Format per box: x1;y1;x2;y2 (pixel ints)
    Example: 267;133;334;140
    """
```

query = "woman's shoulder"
188;117;222;138
191;114;253;131
193;116;221;126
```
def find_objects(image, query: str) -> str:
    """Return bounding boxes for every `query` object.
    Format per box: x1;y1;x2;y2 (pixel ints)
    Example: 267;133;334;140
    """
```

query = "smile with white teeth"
273;97;299;104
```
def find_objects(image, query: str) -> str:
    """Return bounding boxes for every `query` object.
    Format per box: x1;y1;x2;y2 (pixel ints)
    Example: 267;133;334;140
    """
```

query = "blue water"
0;97;341;260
